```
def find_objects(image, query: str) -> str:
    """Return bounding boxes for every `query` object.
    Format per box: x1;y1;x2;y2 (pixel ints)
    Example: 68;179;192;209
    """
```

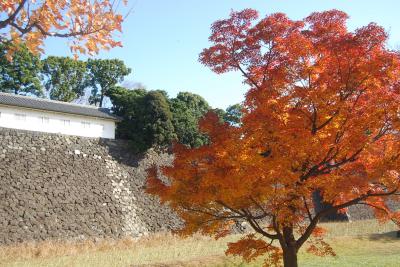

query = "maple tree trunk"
99;94;104;107
282;246;298;267
281;227;298;267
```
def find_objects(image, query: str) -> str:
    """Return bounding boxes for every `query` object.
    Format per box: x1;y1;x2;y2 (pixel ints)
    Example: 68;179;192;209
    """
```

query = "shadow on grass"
367;231;400;241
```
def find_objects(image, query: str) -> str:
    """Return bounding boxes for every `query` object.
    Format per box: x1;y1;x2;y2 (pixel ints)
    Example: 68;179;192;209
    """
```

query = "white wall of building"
0;105;116;139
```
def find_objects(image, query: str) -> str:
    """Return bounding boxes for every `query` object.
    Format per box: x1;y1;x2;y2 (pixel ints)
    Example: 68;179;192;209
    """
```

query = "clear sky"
43;0;400;109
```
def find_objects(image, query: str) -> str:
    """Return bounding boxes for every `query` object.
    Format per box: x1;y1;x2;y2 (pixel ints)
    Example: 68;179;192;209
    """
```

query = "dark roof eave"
0;103;120;121
0;93;120;121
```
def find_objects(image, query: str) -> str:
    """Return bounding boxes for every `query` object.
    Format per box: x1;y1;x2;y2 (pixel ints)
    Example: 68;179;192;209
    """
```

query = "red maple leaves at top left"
0;0;127;56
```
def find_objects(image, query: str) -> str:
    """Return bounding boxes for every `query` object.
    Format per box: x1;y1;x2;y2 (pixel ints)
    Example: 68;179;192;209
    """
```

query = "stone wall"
0;128;398;245
0;128;181;244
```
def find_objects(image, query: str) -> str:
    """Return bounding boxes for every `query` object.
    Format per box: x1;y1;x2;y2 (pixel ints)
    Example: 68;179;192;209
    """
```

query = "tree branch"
241;209;279;240
356;202;399;226
249;196;272;217
235;63;262;90
181;205;243;221
215;200;245;216
300;147;363;181
295;185;399;249
10;20;108;39
315;109;339;132
0;0;27;29
302;196;313;222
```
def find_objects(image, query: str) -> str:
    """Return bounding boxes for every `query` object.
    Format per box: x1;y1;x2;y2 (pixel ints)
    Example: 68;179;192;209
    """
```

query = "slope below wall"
0;128;181;244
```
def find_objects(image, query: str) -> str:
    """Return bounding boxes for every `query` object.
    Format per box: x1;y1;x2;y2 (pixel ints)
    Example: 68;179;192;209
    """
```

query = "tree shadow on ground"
367;231;400;241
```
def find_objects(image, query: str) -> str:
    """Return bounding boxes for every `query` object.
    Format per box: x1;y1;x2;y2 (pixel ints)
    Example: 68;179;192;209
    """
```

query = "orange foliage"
306;238;336;257
226;234;282;266
147;9;400;266
0;0;126;56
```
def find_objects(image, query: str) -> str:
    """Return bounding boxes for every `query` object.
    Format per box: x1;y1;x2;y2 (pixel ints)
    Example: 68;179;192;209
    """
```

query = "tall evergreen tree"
170;92;211;147
42;56;89;102
108;87;176;153
0;43;42;96
87;59;131;107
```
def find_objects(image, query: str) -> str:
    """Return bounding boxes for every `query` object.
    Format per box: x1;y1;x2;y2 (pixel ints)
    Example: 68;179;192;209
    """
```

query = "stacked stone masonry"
0;128;181;244
0;128;397;244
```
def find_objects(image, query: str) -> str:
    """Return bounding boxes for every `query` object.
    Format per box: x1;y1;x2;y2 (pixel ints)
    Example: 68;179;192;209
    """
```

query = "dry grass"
0;233;238;267
319;219;399;237
0;220;399;267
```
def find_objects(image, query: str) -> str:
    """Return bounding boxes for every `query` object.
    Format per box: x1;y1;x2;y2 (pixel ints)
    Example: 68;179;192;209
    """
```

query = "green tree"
42;56;89;102
170;92;211;147
87;59;131;107
211;108;226;123
0;43;42;96
108;87;176;153
223;103;243;126
142;91;176;147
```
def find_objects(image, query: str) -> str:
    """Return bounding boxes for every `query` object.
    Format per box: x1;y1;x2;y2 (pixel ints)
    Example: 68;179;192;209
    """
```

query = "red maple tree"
0;0;127;56
147;9;400;267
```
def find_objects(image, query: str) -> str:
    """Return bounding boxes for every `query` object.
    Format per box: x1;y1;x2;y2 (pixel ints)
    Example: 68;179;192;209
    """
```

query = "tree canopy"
42;56;89;102
0;0;126;56
0;43;42;96
170;92;211;148
223;103;243;126
108;87;235;152
108;87;176;153
147;9;400;267
87;58;131;107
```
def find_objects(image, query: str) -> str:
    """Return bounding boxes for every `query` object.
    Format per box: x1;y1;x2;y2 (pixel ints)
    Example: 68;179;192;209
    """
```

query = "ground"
1;220;399;267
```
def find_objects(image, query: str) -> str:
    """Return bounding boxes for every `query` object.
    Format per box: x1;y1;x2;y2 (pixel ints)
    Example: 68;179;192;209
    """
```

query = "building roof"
0;93;119;121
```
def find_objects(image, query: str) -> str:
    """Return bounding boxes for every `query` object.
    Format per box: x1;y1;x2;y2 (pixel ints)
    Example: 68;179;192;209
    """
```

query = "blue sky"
44;0;400;109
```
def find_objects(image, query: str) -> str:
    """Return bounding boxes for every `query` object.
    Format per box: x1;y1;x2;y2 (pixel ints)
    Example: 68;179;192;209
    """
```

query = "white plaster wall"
0;105;116;139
